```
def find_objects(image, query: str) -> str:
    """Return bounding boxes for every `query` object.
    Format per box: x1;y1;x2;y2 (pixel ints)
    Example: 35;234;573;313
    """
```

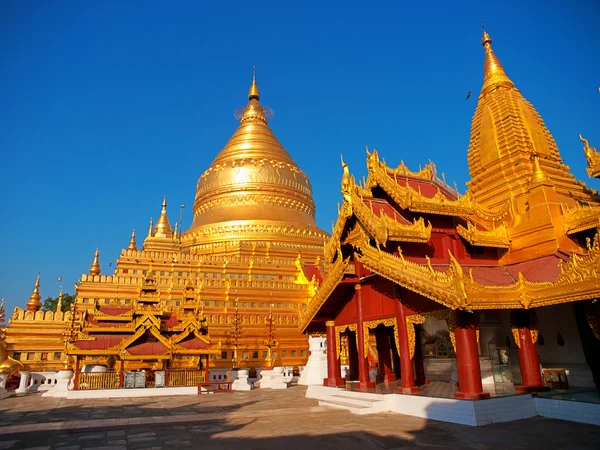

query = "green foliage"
41;293;75;312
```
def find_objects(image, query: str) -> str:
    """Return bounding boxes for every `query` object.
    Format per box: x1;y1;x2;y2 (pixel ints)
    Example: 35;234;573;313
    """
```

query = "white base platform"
307;385;550;426
56;386;198;399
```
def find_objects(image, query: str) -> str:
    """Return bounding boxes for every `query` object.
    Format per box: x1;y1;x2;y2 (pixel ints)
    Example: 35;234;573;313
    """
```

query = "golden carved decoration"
299;256;351;332
356;243;468;310
508;311;539;348
362;318;399;359
335;323;358;357
406;310;454;359
581;135;600;179
456;221;510;249
562;203;600;235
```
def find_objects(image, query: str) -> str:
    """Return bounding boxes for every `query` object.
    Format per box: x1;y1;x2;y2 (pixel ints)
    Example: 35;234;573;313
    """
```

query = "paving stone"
107;440;127;445
0;443;18;450
53;446;81;450
77;433;105;440
83;447;126;450
128;431;156;438
106;430;125;437
128;437;157;443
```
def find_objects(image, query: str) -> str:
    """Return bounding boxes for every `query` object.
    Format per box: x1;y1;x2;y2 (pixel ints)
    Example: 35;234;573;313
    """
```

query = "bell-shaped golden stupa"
182;68;328;257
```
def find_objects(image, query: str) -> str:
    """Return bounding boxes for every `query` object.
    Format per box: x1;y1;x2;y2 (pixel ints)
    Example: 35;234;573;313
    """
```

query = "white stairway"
313;388;389;415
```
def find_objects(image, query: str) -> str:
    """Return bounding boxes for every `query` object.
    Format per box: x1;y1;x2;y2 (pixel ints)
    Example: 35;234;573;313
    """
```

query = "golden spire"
480;29;514;96
148;218;153;238
530;152;551;185
56;287;63;312
174;222;179;240
153;196;173;238
89;247;101;277
248;66;260;100
128;228;137;251
466;28;594;212
26;273;42;311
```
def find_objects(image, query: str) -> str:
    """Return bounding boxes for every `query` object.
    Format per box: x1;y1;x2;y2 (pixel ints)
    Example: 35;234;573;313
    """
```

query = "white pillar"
0;373;9;399
298;335;328;385
16;371;30;394
42;370;73;398
0;373;7;389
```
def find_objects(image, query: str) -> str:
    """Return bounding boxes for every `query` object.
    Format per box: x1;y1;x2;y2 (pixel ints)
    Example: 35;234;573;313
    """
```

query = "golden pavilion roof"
182;69;328;255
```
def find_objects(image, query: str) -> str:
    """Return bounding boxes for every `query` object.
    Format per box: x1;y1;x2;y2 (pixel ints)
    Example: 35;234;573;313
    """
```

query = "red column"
355;284;375;390
375;327;395;383
324;321;345;387
454;310;489;400
394;299;419;394
514;310;547;393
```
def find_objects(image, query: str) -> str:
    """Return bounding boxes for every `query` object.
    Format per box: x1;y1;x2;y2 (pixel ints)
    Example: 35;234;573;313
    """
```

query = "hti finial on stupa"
89;247;101;277
480;26;514;95
128;228;137;251
248;66;260;101
26;273;42;311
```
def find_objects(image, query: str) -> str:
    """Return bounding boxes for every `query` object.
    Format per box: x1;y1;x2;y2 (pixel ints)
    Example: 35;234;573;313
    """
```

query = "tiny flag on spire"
57;275;62;282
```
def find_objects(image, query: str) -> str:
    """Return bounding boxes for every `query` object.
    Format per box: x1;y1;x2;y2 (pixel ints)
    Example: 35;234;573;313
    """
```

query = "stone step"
333;390;388;401
318;399;383;415
330;395;382;408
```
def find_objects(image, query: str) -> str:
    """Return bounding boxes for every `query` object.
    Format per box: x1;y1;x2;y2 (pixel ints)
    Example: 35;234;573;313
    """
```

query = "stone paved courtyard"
1;386;599;449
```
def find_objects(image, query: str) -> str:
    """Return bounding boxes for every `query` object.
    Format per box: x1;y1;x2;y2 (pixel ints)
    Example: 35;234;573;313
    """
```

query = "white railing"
27;372;60;392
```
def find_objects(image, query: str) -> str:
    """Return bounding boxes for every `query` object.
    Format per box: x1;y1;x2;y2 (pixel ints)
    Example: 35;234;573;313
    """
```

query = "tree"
41;293;75;312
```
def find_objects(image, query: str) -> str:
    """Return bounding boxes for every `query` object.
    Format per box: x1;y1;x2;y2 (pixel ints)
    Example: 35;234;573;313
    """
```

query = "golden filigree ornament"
335;323;358;357
356;245;468;310
362;318;399;359
581;135;600;179
562;203;600;235
406;310;455;359
456;221;510;248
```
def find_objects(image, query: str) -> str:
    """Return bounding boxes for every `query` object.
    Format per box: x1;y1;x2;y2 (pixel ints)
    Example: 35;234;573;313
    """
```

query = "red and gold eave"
67;302;220;360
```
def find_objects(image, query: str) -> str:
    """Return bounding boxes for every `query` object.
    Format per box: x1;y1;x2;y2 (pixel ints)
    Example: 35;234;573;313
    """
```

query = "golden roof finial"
341;155;351;193
148;218;153;238
26;273;42;311
248;65;260;101
89;247;101;277
153;196;173;238
56;287;63;312
480;27;514;95
128;228;137;251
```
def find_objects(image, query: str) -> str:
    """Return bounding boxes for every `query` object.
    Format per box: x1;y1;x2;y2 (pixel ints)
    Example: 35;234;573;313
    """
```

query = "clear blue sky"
1;1;598;313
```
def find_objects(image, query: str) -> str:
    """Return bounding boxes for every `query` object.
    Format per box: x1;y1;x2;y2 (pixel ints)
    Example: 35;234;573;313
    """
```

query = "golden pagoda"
5;69;328;371
182;67;326;257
